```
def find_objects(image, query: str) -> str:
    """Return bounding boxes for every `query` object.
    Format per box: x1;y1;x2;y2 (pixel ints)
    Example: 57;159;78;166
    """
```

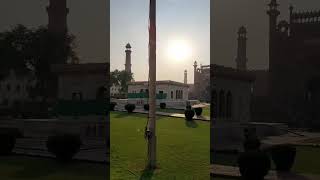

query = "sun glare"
167;39;192;61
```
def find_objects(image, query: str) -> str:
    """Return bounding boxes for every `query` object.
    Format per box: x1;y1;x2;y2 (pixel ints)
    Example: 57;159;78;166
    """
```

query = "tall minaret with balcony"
47;0;69;34
125;43;132;73
235;26;248;71
267;0;280;72
184;70;188;84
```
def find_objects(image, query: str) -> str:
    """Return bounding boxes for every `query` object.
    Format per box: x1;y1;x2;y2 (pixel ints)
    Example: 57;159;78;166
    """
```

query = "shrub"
110;102;117;111
0;128;23;138
144;104;149;111
125;104;135;113
160;103;166;109
46;134;82;162
186;105;192;110
21;102;50;119
0;133;16;155
0;107;12;117
194;107;203;116
270;144;296;172
185;109;195;121
243;138;261;152
238;151;271;180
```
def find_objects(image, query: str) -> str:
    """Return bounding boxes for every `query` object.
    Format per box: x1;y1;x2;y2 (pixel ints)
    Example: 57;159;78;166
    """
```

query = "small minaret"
184;70;188;84
267;0;280;35
193;61;198;84
125;43;132;73
267;0;280;71
47;0;69;34
235;26;248;71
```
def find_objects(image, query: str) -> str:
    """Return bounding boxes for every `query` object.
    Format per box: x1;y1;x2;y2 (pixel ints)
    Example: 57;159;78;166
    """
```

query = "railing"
52;100;107;116
127;93;167;99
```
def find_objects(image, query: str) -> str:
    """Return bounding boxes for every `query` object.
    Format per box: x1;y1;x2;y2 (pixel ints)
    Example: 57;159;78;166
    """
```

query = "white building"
127;80;189;109
0;70;36;107
51;63;108;101
110;84;121;97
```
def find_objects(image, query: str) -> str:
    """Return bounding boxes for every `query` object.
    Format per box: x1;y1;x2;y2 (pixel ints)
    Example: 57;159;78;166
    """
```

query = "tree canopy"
110;69;134;94
0;24;79;99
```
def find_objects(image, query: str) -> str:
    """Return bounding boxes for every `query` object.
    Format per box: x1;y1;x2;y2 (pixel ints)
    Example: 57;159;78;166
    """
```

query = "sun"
166;39;192;61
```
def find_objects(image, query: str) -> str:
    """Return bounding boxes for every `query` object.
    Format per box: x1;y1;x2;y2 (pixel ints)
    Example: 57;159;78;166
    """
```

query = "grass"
201;106;210;117
0;156;108;180
156;108;185;114
211;146;320;175
110;111;210;179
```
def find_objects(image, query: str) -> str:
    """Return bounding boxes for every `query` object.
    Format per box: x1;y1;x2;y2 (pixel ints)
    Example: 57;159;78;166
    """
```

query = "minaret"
193;61;198;84
184;70;188;84
125;43;132;73
267;0;280;71
235;26;248;71
47;0;69;34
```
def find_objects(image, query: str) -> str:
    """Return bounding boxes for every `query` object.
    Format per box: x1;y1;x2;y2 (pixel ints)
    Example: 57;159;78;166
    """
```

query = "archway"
226;91;232;119
219;90;225;118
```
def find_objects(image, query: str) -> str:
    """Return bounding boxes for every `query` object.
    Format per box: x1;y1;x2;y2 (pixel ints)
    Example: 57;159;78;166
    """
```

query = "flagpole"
148;0;157;169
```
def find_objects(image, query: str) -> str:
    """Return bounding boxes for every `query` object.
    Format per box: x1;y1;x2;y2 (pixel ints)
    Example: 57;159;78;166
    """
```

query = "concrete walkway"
262;131;320;148
14;137;108;163
115;108;210;121
210;164;320;180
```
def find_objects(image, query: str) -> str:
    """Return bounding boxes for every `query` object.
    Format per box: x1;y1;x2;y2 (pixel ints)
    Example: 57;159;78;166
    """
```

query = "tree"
110;69;134;95
0;24;78;100
0;25;32;79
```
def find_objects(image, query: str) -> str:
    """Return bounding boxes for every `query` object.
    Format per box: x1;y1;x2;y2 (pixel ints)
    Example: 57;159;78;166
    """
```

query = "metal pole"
148;0;157;169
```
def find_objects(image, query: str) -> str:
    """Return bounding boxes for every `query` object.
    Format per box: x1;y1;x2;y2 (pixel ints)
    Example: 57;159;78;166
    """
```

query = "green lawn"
202;106;210;117
111;111;210;179
156;108;185;114
211;146;320;175
0;156;107;180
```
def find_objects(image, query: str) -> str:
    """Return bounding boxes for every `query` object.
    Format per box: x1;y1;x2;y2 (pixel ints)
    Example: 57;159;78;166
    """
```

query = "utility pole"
147;0;157;169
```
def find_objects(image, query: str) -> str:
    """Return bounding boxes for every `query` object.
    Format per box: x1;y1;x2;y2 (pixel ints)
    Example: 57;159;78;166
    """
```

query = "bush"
238;151;271;180
21;102;50;119
110;102;117;111
186;105;192;110
0;127;23;138
270;144;296;171
0;107;12;117
46;134;82;162
160;103;166;109
194;107;203;116
0;133;16;155
185;109;195;121
125;104;135;113
243;138;261;152
144;104;149;111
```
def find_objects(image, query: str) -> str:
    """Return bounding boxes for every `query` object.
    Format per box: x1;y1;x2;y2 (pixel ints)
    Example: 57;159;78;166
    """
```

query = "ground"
110;111;210;179
212;146;320;175
157;105;210;117
0;156;107;180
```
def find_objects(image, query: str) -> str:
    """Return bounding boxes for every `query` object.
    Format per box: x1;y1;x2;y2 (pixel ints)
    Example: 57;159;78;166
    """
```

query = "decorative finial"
126;43;131;49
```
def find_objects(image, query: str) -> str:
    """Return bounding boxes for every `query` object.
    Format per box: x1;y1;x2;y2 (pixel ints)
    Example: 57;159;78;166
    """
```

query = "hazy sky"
212;0;320;70
0;0;108;63
111;0;210;83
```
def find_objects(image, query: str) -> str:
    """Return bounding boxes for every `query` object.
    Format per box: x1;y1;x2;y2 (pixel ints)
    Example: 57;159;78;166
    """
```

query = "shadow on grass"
113;111;133;118
185;120;198;128
277;172;311;180
11;160;65;178
139;167;155;180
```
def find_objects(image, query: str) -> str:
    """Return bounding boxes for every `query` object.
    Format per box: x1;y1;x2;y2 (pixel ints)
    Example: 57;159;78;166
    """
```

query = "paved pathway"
115;108;210;121
261;131;320;148
14;137;108;163
210;164;320;180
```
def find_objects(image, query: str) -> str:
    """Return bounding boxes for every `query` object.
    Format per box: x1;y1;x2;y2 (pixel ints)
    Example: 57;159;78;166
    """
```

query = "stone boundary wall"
0;116;108;139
